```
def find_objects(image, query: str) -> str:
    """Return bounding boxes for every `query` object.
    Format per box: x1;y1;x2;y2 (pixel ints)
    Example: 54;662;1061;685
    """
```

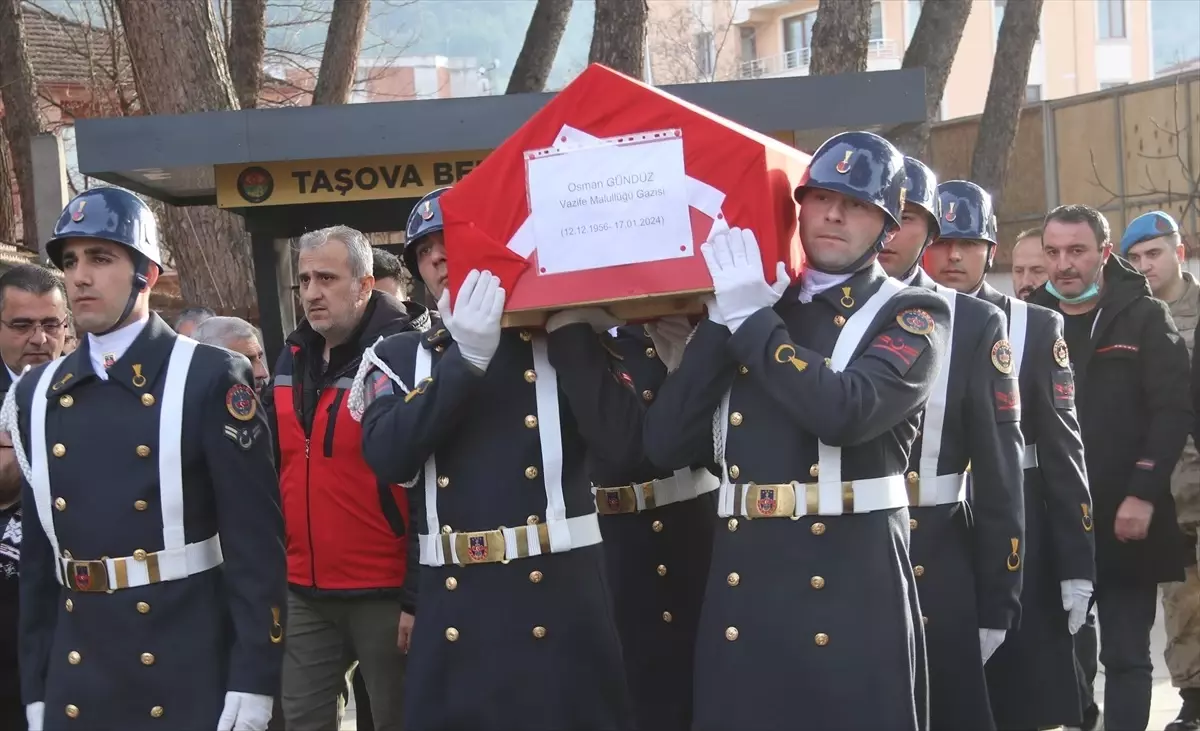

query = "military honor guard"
877;161;1027;731
643;131;950;730
2;187;285;730
354;188;641;731
932;182;1095;730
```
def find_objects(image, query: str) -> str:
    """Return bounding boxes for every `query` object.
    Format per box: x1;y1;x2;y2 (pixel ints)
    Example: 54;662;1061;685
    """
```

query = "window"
905;0;923;45
1025;84;1042;103
740;26;757;62
783;12;817;68
870;2;884;41
694;31;715;77
1098;0;1126;39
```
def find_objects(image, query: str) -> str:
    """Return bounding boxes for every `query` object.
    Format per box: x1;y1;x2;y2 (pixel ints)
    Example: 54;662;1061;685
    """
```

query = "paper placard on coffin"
440;63;811;327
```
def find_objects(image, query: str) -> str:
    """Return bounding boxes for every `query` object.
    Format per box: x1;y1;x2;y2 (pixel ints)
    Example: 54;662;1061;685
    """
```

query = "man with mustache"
1028;204;1193;731
925;182;1096;731
878;161;1025;731
1011;228;1050;301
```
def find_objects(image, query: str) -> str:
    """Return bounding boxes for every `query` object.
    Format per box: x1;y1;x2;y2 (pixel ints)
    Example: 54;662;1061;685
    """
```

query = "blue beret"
1120;211;1179;255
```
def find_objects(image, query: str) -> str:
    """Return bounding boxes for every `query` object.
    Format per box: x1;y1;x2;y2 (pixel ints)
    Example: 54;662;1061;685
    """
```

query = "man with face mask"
926;182;1096;731
877;162;1026;731
1028;204;1193;731
1;186;284;731
642;131;950;730
354;187;645;731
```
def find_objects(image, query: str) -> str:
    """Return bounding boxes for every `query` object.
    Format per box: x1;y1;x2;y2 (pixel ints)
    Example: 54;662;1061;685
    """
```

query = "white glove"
701;227;790;333
545;307;623;334
26;702;44;731
437;269;505;373
217;691;274;731
1061;578;1094;635
644;315;692;371
979;628;1007;663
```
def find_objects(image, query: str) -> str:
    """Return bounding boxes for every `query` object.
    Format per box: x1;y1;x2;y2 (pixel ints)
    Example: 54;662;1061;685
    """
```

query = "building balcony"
739;38;900;79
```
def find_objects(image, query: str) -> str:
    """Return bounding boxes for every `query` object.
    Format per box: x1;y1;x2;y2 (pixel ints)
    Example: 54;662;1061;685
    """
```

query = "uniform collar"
87;313;149;379
51;313;175;398
810;262;889;318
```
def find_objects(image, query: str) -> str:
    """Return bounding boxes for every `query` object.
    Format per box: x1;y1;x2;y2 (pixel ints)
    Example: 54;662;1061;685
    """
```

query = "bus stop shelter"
73;68;926;362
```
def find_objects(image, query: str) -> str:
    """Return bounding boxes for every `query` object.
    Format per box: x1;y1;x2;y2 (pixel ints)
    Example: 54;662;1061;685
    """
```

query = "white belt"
418;512;602;567
1022;445;1039;469
720;475;910;519
595;467;720;514
57;535;223;592
907;472;968;507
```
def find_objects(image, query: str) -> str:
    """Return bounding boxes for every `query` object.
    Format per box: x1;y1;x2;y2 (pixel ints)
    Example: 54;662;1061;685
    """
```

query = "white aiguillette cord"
0;364;35;484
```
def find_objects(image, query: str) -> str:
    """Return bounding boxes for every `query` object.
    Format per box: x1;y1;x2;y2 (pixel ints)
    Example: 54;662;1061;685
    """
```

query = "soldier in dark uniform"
877;161;1026;730
2;187;285;731
354;187;641;731
925;181;1096;730
643;131;950;731
591;319;718;731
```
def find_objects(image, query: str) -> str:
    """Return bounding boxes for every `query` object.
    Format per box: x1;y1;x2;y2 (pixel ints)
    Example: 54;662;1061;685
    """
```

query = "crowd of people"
0;128;1196;731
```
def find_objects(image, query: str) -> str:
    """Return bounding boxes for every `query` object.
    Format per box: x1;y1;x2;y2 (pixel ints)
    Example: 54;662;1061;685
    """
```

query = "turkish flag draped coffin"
439;63;811;318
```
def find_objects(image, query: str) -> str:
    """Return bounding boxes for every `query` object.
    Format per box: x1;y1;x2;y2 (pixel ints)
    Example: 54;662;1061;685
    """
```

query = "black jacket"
1030;255;1193;584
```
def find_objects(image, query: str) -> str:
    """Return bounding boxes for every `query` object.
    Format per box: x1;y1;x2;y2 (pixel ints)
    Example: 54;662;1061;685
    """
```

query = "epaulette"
422;327;453;351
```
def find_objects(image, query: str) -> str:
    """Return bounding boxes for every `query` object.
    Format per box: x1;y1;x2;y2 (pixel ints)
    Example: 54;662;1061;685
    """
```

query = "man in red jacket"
265;225;428;731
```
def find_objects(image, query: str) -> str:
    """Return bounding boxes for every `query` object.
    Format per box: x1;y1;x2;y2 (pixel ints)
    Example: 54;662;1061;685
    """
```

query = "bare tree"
229;0;267;109
884;0;972;157
0;0;47;250
645;0;738;84
507;0;574;93
808;0;870;76
0;125;17;247
970;0;1044;211
589;0;648;79
311;0;371;105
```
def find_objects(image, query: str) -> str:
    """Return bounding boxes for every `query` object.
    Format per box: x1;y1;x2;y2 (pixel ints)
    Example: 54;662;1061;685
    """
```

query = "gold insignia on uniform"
991;340;1014;375
225;384;257;421
131;364;147;388
51;373;74;391
944;201;957;223
840;286;855;309
1006;537;1021;572
774;344;808;372
270;606;284;644
1053;338;1070;368
896;309;935;336
404;377;433;403
835;150;854;174
1081;503;1093;532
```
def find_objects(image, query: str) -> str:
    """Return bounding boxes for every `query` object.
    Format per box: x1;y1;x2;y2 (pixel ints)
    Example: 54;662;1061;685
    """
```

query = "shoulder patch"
1053;338;1070;368
994;377;1021;422
865;331;930;376
991;340;1014;375
896;309;935;336
1052;370;1075;410
226;384;257;421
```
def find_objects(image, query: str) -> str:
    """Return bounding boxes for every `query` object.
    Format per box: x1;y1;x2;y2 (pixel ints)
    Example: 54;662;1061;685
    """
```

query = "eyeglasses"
0;317;69;336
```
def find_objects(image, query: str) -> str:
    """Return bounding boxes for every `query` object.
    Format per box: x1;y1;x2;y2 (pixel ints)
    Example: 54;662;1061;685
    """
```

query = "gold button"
52;443;66;457
136;445;151;458
532;626;547;639
526;515;539;525
59;395;74;407
65;598;74;612
906;471;919;483
730;412;743;426
662;611;673;623
645;347;656;358
65;704;79;718
141;394;155;407
523;369;537;383
525;466;539;479
739;365;749;375
727;518;738;532
815;632;830;646
445;577;458;591
519;330;532;342
55;497;66;511
729;465;740;480
727;572;740;586
529;570;543;583
834;315;846;327
133;549;147;562
445;627;460;642
140;652;155;666
150;706;164;718
809;463;819;477
137;602;150;614
656;564;667;576
642;389;654;402
725;626;739;641
811;522;826;536
651;520;664;533
824;358;832;367
524;415;538;428
914;565;925;577
922;615;929;625
441;525;452;534
134;500;148;511
811;576;825;589
68;651;81;665
909;518;918;530
437;475;450;488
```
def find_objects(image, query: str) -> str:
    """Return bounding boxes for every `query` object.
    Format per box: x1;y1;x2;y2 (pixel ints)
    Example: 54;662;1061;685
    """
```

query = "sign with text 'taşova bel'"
214;151;491;208
524;129;692;276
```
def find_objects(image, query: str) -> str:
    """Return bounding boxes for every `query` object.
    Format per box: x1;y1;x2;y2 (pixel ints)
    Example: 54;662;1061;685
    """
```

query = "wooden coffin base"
499;289;711;329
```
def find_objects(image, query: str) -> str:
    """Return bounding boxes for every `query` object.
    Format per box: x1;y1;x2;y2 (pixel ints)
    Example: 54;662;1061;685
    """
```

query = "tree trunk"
589;0;648;79
808;0;870;76
115;0;257;311
0;122;17;248
885;0;972;157
311;0;371;105
0;0;46;251
507;0;574;94
228;0;266;109
970;0;1044;211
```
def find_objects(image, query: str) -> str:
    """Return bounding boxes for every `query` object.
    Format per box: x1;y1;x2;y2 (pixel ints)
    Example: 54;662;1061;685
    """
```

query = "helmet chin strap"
963;242;997;294
812;224;890;276
94;259;150;337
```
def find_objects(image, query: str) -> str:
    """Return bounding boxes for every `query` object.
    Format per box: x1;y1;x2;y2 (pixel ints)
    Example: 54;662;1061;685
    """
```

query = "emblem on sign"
944;201;957;222
896;309;935;336
225;384;257;421
468;535;488;562
419;200;435;220
835;150;854;174
757;488;777;516
73;564;92;591
71;200;87;222
236;166;275;204
991;340;1014;375
1053;338;1070;368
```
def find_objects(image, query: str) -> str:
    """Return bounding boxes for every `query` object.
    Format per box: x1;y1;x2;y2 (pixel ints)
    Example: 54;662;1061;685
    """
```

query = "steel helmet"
903;157;941;239
46;187;162;271
403;187;450;281
935;180;998;247
794;130;908;230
